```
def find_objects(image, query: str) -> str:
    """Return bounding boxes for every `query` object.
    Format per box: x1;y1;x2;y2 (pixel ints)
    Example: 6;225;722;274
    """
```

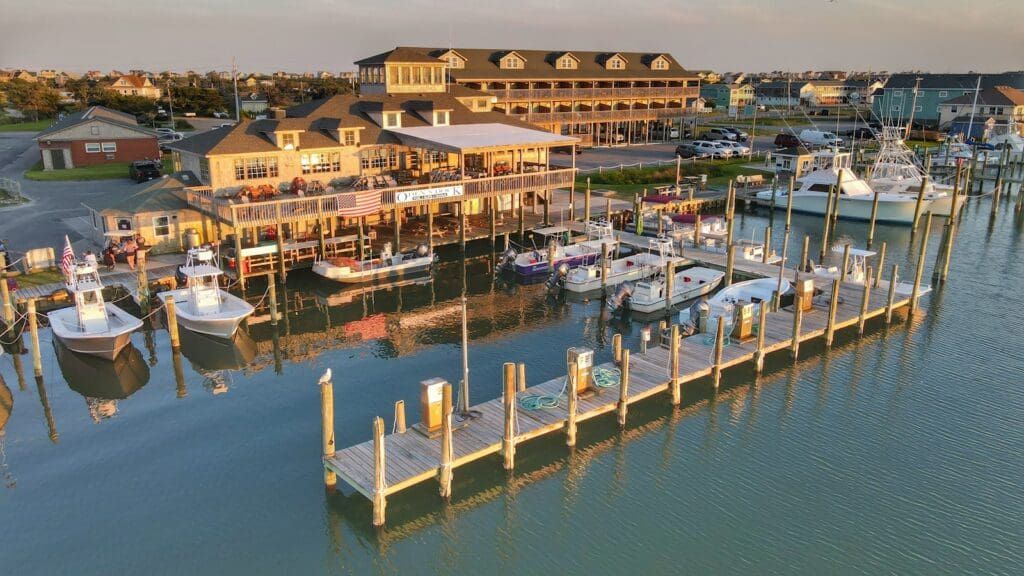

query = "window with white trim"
383;112;401;128
101;142;117;152
85;143;101;153
199;158;210;182
433;111;450;126
503;57;522;69
360;148;397;169
342;130;356;146
300;151;341;174
233;156;278;180
653;59;668;70
448;57;462;69
153;216;170;237
558;57;575;70
423;150;446;164
939;91;948;97
281;133;295;149
893;90;903;97
608;58;624;70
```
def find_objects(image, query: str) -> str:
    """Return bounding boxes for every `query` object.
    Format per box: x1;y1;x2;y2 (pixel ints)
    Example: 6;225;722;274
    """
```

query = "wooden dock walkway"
324;271;914;524
13;264;179;304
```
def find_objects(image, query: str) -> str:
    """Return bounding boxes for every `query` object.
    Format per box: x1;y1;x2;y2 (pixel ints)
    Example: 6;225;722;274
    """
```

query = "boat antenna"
964;75;982;142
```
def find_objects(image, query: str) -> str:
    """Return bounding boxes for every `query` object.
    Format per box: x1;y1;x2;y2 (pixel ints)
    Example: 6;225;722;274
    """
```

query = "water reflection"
0;371;12;488
54;340;149;422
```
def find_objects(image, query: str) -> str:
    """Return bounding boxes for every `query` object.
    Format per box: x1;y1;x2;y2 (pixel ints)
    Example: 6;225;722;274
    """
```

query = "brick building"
35;106;160;170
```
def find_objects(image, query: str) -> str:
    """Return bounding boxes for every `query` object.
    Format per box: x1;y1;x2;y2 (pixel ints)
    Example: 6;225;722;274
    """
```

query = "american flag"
60;235;75;280
337;190;381;218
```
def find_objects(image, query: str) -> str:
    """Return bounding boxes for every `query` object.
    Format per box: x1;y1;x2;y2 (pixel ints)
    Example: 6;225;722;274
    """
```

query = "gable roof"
36;106;154;140
169;92;535;156
354;47;442;66
367;47;695;80
83;172;200;214
112;75;151;88
883;72;1024;91
941;85;1024;107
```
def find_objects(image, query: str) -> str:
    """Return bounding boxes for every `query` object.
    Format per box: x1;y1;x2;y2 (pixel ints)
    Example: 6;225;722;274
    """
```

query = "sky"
2;0;1022;74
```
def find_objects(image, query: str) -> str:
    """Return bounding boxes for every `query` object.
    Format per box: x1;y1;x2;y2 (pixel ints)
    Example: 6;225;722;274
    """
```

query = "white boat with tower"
47;262;143;360
156;247;255;339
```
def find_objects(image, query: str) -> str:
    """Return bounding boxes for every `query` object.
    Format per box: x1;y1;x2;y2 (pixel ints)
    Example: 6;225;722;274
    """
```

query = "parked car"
705;127;737;141
675;143;711;159
183;112;197;118
553;145;582;155
718;140;751;156
844;127;878;140
774;133;802;148
799;129;844;147
129;159;162;183
724;127;749;142
155;127;176;135
218;123;234;129
692;140;734;159
212;111;230;119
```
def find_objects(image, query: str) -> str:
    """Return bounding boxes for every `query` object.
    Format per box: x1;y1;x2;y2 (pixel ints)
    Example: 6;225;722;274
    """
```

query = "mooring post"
799;235;810;276
27;299;42;377
164;295;180;351
725;244;736;287
754;302;768;374
617;349;630;427
321;371;336;488
909;213;932;317
791;289;803;359
439;383;453;499
711;318;725;389
825;279;840;347
874;242;886;288
840;244;851;282
275;223;287;283
885;264;899;324
762;226;772;264
670;324;681;405
867;189;881;248
517;362;526;393
785;176;795;231
693;214;702;247
601;242;610;291
547;242;557;274
832;169;844;225
664;259;675;315
606;198;613;229
233;230;246;291
502;362;516;471
0;254;13;325
566;360;578;447
460;201;467;252
612;333;622;365
584;177;592;223
172;348;186;398
858;267;872;335
136;249;150;311
775;229;790;311
911;175;928;232
394;400;406;434
372;416;387;527
268;274;279;326
820;185;835;261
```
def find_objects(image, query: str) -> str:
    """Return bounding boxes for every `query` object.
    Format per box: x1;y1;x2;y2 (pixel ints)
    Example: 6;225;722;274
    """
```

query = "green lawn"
24;156;173;182
0;118;54;133
577;157;768;199
13;268;64;287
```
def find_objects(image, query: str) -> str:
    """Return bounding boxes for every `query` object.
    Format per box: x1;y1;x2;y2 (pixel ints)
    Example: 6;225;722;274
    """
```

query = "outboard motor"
683;298;711;332
606;282;635;313
494;248;517;274
415;243;430;258
545;262;571;292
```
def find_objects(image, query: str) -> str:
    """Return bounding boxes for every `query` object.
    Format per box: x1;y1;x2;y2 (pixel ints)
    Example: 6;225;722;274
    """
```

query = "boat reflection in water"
178;329;257;395
53;340;150;422
1;371;12;488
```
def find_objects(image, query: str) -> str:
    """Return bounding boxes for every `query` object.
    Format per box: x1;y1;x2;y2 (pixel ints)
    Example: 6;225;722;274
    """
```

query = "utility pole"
166;80;174;130
232;56;240;122
905;76;922;139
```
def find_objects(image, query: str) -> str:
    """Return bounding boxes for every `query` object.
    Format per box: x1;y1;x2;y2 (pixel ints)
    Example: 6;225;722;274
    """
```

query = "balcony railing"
498;86;699;101
185;169;577;228
512;107;691;124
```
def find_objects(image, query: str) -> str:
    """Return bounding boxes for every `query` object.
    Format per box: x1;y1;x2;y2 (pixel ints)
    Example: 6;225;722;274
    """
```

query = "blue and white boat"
512;221;614;278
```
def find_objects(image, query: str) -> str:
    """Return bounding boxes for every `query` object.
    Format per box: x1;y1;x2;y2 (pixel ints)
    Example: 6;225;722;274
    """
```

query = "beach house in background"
872;72;1024;127
108;75;163;99
357;46;702;146
34;106;160;170
937;85;1024;137
699;83;755;113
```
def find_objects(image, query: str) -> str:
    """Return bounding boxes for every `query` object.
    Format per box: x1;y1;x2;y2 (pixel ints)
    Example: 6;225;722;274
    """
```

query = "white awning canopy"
387;123;579;153
832;246;876;257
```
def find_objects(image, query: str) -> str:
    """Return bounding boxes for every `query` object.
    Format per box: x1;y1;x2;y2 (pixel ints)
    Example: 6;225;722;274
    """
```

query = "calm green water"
2;195;1022;575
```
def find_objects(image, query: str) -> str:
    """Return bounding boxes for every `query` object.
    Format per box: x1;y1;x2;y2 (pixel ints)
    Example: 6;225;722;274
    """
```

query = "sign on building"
394;185;464;204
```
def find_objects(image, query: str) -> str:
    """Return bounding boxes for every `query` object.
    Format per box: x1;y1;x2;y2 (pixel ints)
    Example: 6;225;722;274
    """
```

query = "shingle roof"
360;47;695;81
941;85;1024;107
883;72;1024;91
83;172;200;214
112;74;151;88
36;106;154;140
169;92;534;156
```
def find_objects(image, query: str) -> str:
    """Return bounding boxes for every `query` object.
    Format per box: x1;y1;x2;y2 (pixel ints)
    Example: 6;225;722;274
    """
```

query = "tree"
0;79;60;120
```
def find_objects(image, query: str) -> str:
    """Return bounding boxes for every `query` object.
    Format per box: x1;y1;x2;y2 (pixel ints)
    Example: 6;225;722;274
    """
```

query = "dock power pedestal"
567;347;594;395
420;377;447;433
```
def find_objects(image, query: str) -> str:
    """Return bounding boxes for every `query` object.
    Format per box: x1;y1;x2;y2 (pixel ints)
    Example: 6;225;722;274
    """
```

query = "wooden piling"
785;176;794;231
517;362;526;393
321;372;336;488
669;324;680;405
762;226;772;264
605;198;613;228
885;264;899;324
825;279;840;347
725;244;736;287
27;299;42;377
754;302;767;373
566;361;578;447
268;276;279;326
460;201;467;251
136;250;149;310
502;362;516;470
394;400;406;434
612;333;622;365
372;416;386;526
233;231;246;290
711;319;725;389
909;213;932;317
799;235;810;275
874;242;886;288
164;295;180;351
172;349;187;398
693;214;702;247
439;383;453;499
275;224;287;282
858;267;872;335
664;260;675;314
791;289;803;359
584;178;592;223
820;185;835;261
831;169;844;225
601;242;610;291
911;175;928;232
867;189;881;248
0;254;13;325
840;244;851;282
775;229;791;310
617;349;630;427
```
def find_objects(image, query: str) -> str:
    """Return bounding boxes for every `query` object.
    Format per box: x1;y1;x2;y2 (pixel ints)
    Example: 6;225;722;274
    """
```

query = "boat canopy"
832;246;876;257
532;226;569;236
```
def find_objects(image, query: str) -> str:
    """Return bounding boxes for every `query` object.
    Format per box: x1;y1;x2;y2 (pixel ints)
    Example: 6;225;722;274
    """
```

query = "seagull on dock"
319;368;332;385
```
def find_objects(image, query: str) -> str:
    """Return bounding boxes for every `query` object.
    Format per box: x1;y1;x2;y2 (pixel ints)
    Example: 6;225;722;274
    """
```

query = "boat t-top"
810;246;876;285
313;242;436;284
47;261;143;360
511;220;614;277
156;247;254;339
866;126;955;216
562;236;683;293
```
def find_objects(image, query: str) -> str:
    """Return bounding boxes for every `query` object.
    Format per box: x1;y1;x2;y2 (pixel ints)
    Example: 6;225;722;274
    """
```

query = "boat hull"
47;305;142;361
628;268;725;314
514;252;601;277
771;194;927;224
312;257;434;284
156;289;255;339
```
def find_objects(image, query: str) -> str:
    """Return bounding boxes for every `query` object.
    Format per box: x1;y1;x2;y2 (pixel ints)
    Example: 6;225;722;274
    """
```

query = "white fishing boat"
563;237;681;293
698;236;783;265
811;246;875;285
867;127;956;216
313;242;435;284
929;141;999;168
610;266;724;314
701;277;792;331
47;262;142;360
156;247;254;339
510;220;614;277
756;151;934;224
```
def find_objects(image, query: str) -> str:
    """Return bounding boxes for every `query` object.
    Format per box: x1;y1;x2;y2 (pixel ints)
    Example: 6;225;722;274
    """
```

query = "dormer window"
433;111;450;126
652;57;669;70
384;112;401;128
448;57;463;69
557;56;577;70
503;57;522;69
342;130;357;146
281;133;295;150
608;58;624;70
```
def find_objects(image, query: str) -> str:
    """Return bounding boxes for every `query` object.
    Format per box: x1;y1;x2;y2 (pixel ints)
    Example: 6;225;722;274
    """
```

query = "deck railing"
499;87;698;101
184;168;577;228
512;107;692;124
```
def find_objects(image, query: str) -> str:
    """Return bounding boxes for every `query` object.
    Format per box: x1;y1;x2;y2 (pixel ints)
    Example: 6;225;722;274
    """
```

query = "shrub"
586;163;723;185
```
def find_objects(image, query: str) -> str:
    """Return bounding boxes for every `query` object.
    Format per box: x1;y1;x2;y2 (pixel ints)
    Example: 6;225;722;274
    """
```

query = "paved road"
551;138;779;172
